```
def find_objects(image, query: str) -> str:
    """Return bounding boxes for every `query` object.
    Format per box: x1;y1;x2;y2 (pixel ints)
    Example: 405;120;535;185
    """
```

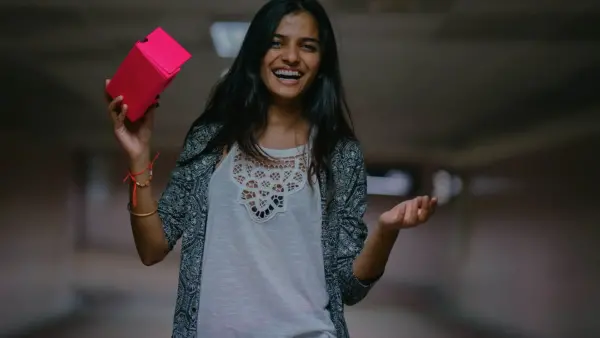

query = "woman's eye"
271;41;282;48
302;44;317;52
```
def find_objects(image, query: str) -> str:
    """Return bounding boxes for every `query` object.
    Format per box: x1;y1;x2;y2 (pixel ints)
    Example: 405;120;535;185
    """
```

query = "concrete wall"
447;135;600;338
0;133;77;334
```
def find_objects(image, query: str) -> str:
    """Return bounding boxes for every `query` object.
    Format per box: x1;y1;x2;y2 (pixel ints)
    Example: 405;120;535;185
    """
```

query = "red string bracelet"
123;152;160;208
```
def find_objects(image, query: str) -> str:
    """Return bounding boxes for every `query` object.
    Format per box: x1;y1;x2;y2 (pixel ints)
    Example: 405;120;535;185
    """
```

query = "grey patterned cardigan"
157;122;379;338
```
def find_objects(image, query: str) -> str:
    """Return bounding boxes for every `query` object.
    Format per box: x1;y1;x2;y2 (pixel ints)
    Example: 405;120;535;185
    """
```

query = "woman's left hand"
378;195;438;230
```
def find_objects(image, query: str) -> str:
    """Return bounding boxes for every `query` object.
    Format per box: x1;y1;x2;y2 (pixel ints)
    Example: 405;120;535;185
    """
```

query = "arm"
334;141;384;305
334;141;437;304
352;224;399;282
129;123;213;266
129;153;194;266
128;156;171;266
354;197;438;280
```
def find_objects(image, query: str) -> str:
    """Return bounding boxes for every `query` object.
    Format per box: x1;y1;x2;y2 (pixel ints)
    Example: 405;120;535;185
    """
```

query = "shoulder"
178;122;223;163
329;137;366;193
169;122;223;183
331;137;365;170
329;138;367;207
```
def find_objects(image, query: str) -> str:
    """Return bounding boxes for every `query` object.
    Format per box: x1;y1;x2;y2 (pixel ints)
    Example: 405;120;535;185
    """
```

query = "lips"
272;68;304;80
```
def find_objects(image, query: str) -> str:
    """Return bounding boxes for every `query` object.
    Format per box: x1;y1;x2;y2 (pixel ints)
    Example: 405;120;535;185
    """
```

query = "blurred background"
1;0;599;337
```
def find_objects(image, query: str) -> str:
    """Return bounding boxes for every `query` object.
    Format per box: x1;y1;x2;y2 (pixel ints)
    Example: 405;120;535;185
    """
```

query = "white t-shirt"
196;143;336;338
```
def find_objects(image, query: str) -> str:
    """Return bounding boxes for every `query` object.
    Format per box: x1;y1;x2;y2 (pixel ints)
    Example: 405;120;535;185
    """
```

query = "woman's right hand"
105;79;156;164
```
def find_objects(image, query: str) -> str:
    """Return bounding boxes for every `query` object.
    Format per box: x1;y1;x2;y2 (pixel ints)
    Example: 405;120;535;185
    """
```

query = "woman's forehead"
274;12;319;39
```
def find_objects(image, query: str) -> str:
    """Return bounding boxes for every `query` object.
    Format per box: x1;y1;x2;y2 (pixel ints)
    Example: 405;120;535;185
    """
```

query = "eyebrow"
274;33;320;44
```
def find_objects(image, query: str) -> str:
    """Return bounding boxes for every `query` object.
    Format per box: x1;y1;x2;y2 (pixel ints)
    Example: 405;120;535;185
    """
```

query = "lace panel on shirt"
231;147;309;223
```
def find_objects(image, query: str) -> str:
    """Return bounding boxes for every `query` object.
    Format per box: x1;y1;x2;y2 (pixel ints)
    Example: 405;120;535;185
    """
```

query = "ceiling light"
210;22;250;58
367;170;413;196
433;170;463;204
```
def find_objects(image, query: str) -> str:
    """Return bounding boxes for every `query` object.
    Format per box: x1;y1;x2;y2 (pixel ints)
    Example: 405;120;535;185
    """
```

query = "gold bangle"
128;201;158;217
130;208;157;217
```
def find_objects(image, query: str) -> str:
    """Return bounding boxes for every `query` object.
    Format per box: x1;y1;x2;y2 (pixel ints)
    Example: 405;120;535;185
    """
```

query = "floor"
12;251;518;338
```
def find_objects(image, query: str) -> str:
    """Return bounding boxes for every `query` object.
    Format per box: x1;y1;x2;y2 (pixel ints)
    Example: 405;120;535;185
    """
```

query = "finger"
108;96;124;126
414;195;427;209
104;79;112;103
418;196;430;222
393;202;407;223
430;197;438;214
108;95;123;115
404;199;417;225
410;199;420;224
112;104;127;132
118;104;128;124
142;106;155;129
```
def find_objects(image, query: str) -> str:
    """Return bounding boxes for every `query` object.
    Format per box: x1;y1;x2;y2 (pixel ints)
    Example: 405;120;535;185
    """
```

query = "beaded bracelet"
123;153;160;207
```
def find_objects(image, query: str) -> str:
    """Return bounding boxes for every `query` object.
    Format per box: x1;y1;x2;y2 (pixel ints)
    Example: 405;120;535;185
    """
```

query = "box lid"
137;27;192;75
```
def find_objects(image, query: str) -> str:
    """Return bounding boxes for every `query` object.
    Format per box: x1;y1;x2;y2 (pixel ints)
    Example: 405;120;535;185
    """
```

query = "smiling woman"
104;1;437;338
261;11;322;100
192;0;355;176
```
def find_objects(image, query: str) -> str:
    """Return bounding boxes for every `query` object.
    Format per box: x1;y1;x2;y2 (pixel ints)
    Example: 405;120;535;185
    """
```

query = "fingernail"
117;95;123;100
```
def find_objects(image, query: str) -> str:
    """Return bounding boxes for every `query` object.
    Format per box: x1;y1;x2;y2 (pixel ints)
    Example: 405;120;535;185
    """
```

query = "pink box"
106;27;191;122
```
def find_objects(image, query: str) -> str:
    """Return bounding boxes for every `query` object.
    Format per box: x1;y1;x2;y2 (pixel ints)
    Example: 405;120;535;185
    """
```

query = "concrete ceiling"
2;0;600;167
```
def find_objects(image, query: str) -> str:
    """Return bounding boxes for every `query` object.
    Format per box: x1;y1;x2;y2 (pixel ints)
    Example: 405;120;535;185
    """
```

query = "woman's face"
260;11;321;102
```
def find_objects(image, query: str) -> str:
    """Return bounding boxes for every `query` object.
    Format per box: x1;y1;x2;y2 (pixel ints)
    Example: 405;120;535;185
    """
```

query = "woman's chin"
270;86;304;101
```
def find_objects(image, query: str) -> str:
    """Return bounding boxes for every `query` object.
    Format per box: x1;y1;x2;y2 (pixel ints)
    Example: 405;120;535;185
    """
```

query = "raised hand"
105;79;156;162
378;195;438;230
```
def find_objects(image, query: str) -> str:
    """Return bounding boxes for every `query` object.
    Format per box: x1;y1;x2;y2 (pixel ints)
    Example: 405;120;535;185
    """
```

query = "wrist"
129;153;151;173
375;222;400;239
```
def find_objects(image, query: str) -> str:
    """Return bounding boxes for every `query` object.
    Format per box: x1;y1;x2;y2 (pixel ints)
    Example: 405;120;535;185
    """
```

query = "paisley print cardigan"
157;123;379;338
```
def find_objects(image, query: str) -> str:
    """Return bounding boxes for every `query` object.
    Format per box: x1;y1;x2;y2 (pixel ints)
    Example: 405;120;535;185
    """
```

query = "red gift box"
106;27;191;122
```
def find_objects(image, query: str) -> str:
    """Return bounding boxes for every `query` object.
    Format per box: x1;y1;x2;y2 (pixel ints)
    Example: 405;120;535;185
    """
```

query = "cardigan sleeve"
333;140;382;305
158;123;219;251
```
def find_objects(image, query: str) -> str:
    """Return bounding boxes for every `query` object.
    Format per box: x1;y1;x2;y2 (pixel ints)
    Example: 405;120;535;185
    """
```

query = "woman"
106;0;437;337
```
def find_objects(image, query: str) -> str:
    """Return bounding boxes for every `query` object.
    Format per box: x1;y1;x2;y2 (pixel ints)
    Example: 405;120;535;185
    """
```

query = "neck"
267;100;304;130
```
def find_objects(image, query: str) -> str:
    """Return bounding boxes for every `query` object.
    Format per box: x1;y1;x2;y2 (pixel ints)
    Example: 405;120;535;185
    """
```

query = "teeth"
274;69;301;77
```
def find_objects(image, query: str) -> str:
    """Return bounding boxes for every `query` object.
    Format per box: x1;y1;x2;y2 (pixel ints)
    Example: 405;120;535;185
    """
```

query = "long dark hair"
188;0;355;178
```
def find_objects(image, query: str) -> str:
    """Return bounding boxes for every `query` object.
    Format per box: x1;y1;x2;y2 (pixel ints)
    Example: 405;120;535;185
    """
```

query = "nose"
282;45;300;65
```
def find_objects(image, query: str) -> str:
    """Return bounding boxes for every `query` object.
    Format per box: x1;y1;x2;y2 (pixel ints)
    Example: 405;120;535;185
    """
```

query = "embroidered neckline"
231;145;310;223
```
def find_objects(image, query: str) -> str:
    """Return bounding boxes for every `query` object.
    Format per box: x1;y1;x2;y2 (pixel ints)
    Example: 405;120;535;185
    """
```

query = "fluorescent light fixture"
210;22;250;58
432;170;463;205
367;170;413;196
